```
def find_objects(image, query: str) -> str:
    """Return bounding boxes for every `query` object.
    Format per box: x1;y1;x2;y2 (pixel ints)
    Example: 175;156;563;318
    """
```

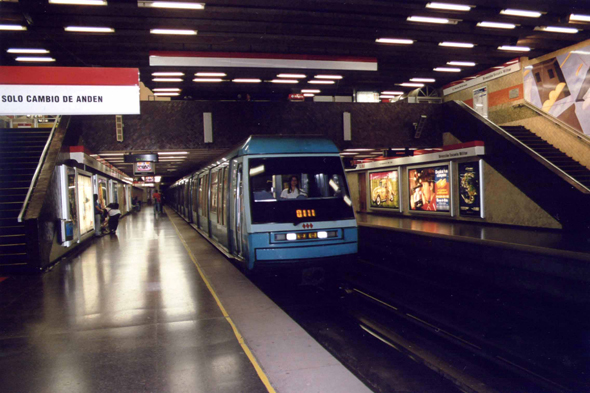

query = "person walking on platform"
93;194;105;236
153;189;162;213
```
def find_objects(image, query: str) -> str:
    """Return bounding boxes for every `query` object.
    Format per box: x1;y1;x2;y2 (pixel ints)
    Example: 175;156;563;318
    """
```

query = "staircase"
502;125;590;190
0;128;52;267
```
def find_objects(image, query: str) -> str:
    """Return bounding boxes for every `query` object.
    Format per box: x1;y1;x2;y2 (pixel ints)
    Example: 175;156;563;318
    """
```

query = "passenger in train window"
280;175;307;199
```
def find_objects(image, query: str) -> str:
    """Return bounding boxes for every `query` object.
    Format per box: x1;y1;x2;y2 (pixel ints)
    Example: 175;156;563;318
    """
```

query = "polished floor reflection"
357;213;590;259
0;208;266;393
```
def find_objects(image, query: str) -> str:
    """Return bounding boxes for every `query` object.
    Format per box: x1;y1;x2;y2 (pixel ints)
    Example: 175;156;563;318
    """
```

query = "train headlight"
286;233;297;241
317;231;328;239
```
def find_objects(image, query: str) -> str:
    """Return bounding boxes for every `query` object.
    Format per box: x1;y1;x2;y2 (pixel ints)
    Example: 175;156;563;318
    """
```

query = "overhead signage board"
0;66;140;115
134;161;156;176
442;62;521;96
124;153;158;163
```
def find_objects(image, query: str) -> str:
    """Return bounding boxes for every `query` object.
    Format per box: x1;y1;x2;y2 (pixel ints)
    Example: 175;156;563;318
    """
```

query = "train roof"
236;135;340;156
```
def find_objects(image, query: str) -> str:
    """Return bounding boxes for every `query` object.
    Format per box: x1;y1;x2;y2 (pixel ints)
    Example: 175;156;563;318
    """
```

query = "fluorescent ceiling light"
303;93;315;97
49;0;107;5
301;89;320;93
536;26;579;34
195;72;226;77
381;91;403;95
158;152;188;155
139;1;205;10
410;78;435;83
150;29;197;35
277;73;306;78
153;88;181;92
498;45;531;52
399;82;424;87
0;25;27;31
152;72;184;76
315;75;343;79
477;21;516;29
309;80;335;84
439;42;474;48
407;16;451;24
448;61;475;66
570;14;590;22
500;9;541;18
340;152;358;156
380;95;399;99
434;67;461;72
65;26;114;33
270;79;298;84
156;156;185;159
426;2;471;11
344;148;374;152
193;78;223;82
99;153;124;156
7;48;49;54
232;78;261;83
154;93;179;96
572;50;590;55
16;57;56;62
375;38;414;45
153;78;183;82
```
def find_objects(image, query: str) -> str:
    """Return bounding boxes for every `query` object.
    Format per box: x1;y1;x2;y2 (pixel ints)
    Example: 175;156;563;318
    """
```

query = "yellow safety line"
167;210;276;393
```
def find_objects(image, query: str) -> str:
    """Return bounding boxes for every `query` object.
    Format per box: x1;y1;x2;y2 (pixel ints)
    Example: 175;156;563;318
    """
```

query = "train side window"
211;172;218;214
222;166;229;226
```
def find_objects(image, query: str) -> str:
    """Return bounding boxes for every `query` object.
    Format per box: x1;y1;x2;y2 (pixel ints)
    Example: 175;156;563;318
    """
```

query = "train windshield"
249;156;355;224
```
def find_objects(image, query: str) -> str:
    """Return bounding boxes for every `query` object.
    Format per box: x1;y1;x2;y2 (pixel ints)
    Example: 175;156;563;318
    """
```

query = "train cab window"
249;156;354;224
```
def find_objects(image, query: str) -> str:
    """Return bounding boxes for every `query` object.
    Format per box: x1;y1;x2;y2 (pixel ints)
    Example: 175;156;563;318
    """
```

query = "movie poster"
458;162;482;217
369;170;399;209
408;165;450;212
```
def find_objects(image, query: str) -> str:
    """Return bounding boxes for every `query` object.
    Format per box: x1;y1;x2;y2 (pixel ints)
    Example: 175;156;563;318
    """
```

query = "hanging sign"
0;66;140;115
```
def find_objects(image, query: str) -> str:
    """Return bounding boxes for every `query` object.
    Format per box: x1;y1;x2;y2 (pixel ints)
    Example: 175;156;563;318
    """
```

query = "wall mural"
524;47;590;136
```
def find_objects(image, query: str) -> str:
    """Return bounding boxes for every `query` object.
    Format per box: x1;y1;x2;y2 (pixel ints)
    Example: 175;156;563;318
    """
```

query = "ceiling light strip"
439;42;474;48
150;29;197;35
498;45;531;52
15;57;56;62
139;1;205;10
149;51;378;71
477;21;516;29
49;0;107;5
376;38;414;45
448;61;475;66
7;48;49;54
65;26;114;33
425;2;471;11
407;16;450;24
500;9;542;18
0;25;27;31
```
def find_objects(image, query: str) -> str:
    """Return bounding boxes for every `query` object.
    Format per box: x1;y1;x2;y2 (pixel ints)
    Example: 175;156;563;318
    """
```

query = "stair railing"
515;101;590;149
17;115;62;223
453;101;590;194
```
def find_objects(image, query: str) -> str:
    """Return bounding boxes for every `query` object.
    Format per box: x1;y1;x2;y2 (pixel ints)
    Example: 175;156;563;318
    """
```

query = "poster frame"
406;162;454;216
457;159;485;219
367;167;403;213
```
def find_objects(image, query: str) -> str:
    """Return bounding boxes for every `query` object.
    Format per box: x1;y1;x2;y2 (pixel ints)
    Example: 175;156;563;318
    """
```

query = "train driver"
280;175;307;199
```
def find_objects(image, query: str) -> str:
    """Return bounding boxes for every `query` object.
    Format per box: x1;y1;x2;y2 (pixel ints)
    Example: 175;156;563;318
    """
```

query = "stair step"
0;217;20;227
0;181;32;189
0;195;26;203
0;209;20;219
0;253;29;264
0;226;25;236
0;234;26;245
0;187;29;194
0;244;28;254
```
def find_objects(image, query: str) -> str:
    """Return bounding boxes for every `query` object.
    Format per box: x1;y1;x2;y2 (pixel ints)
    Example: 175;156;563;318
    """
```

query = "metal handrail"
452;100;590;194
17;115;62;223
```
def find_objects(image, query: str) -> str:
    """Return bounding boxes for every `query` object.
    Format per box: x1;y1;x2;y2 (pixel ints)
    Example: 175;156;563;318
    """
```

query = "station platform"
0;207;371;393
356;212;590;262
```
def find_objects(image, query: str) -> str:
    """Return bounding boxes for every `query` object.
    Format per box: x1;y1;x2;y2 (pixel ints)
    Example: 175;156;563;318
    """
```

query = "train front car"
241;137;358;273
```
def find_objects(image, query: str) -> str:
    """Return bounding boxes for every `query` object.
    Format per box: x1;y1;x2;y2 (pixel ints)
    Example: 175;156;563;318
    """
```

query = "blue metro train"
167;135;358;272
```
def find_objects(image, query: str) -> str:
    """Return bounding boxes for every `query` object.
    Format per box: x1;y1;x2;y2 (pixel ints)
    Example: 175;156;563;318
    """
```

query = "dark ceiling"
2;0;590;102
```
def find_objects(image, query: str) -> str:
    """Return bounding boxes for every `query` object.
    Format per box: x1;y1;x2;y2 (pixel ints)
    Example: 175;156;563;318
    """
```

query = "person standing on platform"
106;203;121;235
93;194;104;236
153;189;162;213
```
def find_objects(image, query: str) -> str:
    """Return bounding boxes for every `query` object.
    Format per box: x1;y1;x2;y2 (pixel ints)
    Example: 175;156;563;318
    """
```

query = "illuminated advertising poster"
77;174;94;235
369;170;400;209
458;162;482;217
409;165;450;212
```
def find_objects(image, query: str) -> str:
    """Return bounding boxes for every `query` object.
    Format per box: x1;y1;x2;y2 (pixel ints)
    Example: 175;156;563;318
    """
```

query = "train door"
231;160;244;258
198;173;209;234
